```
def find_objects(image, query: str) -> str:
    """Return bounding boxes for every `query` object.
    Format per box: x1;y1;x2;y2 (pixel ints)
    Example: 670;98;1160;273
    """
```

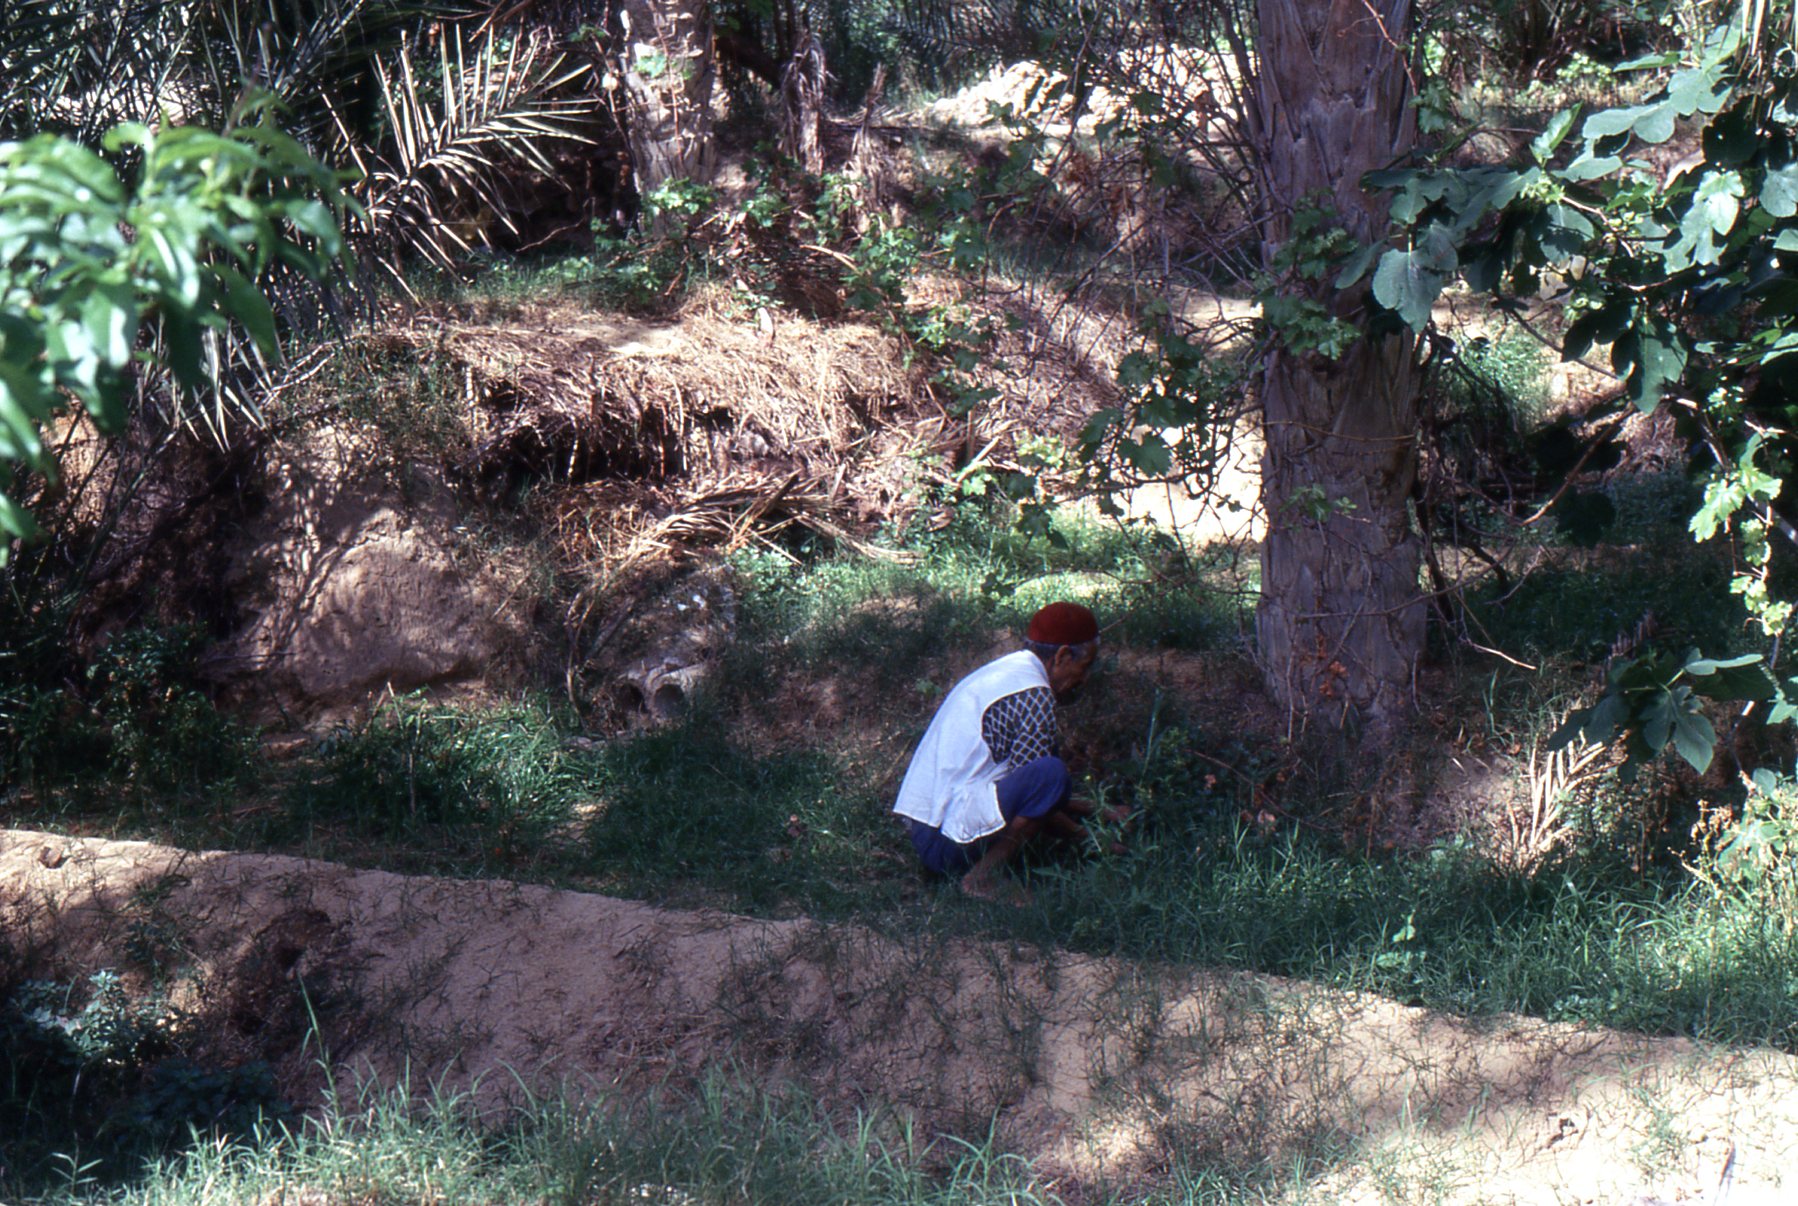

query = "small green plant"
1;626;253;797
1;969;287;1191
1690;769;1798;935
9;971;169;1072
1550;648;1775;778
295;695;583;851
1447;330;1552;427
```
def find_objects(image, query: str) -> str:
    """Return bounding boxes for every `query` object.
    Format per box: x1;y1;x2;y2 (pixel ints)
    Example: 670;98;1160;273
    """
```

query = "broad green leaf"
1776;229;1798;252
1584;105;1649;140
1615;324;1687;410
1334;242;1378;289
81;286;135;370
1666;67;1730;117
1763;164;1798;219
0;383;46;466
1372;226;1456;330
1641;689;1678;753
1365;168;1416;189
1563;300;1630;360
1616;50;1681;70
216;266;277;357
1761;331;1798;364
1585;691;1630;742
1543;203;1596;262
1670;700;1717;773
1634;101;1677;144
144;227;202;306
1691;171;1744;235
1123;435;1173;476
1685;652;1764;675
1558;153;1623;182
1685;652;1777;701
1547;707;1592;750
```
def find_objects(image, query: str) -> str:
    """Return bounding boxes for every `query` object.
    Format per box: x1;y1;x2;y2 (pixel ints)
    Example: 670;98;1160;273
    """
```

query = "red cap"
1026;601;1099;646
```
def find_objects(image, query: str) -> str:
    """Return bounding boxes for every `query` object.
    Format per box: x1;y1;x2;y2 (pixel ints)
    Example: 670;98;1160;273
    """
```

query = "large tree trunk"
616;0;715;233
1251;0;1424;739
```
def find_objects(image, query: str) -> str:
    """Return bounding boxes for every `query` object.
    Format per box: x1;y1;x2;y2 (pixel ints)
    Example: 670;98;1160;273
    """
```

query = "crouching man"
893;601;1117;900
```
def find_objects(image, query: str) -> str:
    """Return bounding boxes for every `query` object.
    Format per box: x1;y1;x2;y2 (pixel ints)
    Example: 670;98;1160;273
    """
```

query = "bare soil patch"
6;828;1795;1203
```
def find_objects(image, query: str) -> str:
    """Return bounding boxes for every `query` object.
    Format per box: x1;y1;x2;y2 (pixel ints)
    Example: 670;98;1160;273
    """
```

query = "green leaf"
1634;101;1677;145
1614;324;1687;411
1372;226;1456;330
1616;50;1681;71
0;393;46;468
1563;300;1630;361
1763;164;1798;219
1547;708;1591;751
1124;435;1173;476
216;266;278;357
1365;168;1418;190
1543;203;1595;262
1670;702;1717;773
1666;66;1730;117
1334;242;1379;290
1532;109;1578;163
1685;652;1763;675
1685;653;1777;701
1641;689;1677;753
1583;106;1647;140
1584;692;1630;743
81;286;135;371
0;486;42;542
1558;153;1623;182
1691;170;1745;236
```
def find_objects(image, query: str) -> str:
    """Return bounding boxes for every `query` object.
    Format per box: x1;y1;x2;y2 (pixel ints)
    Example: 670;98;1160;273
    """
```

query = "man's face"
1048;643;1099;705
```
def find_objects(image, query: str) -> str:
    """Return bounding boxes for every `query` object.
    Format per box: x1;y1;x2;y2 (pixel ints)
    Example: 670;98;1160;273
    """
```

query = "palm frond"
0;0;203;139
350;25;596;284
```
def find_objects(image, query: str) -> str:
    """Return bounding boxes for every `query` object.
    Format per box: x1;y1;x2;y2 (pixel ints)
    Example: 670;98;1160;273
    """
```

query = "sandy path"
4;828;1795;1203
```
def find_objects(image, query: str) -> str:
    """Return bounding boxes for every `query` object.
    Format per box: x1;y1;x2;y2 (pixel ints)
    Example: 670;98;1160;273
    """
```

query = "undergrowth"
10;504;1798;1054
7;1066;1321;1205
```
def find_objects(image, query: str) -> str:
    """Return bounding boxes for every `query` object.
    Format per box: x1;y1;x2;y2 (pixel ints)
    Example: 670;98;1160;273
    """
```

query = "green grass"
11;1066;1320;1205
12;505;1798;1054
11;498;1798;1206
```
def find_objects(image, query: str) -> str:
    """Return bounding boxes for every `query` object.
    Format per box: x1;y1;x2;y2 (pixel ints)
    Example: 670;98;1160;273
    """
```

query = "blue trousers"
908;756;1071;876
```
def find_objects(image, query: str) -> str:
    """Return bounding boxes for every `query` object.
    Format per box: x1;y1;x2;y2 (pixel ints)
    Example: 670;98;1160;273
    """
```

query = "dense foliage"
0;115;353;551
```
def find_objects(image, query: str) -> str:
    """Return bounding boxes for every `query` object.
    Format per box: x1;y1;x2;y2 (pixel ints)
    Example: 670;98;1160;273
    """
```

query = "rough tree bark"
615;0;715;233
1250;0;1424;739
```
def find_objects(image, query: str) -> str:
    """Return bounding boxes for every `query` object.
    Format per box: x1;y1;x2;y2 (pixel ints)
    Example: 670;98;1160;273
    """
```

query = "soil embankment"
5;828;1796;1203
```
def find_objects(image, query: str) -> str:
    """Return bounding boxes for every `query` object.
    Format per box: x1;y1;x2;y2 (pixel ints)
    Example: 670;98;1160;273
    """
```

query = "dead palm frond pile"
410;296;947;577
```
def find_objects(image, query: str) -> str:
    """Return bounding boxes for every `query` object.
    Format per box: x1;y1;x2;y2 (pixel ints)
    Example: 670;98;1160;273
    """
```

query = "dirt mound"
202;423;538;722
6;828;1796;1201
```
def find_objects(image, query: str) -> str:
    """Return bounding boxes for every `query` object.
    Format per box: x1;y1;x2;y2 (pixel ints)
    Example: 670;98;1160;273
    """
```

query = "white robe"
893;650;1049;844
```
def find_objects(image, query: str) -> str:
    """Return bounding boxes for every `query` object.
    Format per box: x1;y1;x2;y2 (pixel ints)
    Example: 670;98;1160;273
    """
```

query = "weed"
290;694;586;863
326;339;469;474
1443;329;1552;430
0;971;290;1194
1;626;255;800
